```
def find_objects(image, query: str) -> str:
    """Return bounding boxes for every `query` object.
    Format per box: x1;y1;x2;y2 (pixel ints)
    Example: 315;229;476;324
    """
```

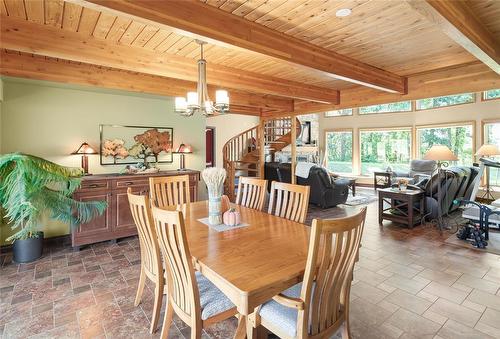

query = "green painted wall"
0;77;207;245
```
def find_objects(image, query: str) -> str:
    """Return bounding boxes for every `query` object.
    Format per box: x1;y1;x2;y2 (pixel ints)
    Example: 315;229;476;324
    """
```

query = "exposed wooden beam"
407;0;500;74
0;50;294;114
0;15;338;104
266;62;500;116
81;0;407;94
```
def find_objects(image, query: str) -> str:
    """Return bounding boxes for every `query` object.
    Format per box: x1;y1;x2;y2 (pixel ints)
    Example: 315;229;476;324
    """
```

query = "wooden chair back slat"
152;206;201;328
236;177;267;211
268;181;310;223
127;188;162;278
149;175;191;208
298;207;367;338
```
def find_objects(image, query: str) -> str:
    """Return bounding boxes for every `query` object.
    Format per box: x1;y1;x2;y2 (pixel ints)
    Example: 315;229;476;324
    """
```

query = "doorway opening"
206;127;215;167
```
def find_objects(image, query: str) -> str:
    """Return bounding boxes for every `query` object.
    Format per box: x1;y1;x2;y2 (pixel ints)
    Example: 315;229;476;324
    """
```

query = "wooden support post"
291;116;297;184
259;118;266;180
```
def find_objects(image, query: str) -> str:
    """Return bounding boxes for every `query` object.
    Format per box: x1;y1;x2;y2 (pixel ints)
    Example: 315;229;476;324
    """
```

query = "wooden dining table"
178;200;311;338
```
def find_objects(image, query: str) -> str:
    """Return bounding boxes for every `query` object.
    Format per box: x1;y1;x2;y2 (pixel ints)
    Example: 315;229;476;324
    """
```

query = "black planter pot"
12;232;44;263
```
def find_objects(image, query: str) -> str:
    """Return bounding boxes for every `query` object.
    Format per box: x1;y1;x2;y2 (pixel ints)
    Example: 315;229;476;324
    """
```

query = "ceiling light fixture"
335;8;352;17
175;40;230;117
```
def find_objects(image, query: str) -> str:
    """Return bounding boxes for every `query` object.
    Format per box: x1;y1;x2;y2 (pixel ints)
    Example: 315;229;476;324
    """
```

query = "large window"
416;93;475;110
484;121;500;186
360;128;412;175
325;130;353;173
417;123;474;165
359;101;412;114
324;109;353;117
483;89;500;101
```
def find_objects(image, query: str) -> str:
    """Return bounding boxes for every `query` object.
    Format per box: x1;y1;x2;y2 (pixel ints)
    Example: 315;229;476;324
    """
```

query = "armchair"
392;159;437;184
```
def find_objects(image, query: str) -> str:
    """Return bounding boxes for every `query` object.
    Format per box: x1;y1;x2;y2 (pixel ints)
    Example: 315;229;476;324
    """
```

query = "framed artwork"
100;125;174;165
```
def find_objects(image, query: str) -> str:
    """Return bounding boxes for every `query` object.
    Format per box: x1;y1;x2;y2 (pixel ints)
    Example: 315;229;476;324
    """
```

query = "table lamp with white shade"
476;144;500;200
423;145;458;231
423;145;458;168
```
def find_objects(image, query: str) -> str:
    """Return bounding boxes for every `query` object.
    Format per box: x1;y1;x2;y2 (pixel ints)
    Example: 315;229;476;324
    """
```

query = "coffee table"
378;188;425;228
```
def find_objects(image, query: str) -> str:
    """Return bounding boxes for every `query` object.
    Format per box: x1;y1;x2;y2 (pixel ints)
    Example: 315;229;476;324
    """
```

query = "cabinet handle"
89;184;99;188
123;182;134;186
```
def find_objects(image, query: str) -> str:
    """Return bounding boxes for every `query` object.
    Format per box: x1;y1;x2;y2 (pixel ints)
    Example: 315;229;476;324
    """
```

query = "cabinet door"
72;191;113;246
113;186;149;238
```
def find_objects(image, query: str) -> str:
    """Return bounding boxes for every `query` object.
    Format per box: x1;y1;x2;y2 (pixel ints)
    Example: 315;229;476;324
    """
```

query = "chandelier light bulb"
215;90;229;105
187;92;199;108
175;97;187;112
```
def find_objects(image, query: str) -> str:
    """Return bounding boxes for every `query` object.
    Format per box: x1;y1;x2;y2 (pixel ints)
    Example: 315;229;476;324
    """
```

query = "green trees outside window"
325;130;353;173
359;101;412;114
484;122;500;186
324;109;353;117
360;129;412;174
416;93;475;110
417;124;473;165
483;89;500;101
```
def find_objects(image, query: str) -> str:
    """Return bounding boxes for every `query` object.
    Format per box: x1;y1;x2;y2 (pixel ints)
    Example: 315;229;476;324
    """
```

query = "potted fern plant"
0;153;107;263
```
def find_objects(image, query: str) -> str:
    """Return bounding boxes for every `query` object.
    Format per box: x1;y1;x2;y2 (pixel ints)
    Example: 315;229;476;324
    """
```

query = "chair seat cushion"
196;272;235;321
259;282;302;338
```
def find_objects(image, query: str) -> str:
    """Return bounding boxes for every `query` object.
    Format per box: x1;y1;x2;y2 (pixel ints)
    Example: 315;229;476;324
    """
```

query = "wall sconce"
174;143;193;171
71;142;98;175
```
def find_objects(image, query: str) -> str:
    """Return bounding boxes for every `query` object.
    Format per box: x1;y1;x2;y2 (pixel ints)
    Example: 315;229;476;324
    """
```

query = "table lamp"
175;143;193;171
423;145;458;169
71;142;98;175
476;144;500;200
423;145;458;231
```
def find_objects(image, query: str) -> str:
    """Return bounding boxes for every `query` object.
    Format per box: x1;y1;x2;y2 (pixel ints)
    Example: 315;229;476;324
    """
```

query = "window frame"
324;128;354;174
358;126;414;176
415;121;476;164
415;93;476;111
481;119;500;188
482;89;500;102
358;100;414;115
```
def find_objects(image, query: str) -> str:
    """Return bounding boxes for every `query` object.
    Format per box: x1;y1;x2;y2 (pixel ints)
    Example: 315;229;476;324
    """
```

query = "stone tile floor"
2;197;500;338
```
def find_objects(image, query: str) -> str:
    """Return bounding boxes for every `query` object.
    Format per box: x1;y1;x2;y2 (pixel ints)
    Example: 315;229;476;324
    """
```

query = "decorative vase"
223;208;241;226
208;185;223;225
202;167;227;226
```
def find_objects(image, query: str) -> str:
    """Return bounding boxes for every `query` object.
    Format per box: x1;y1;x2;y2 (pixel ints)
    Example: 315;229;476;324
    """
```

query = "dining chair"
249;207;367;339
151;206;237;339
268;181;310;223
149;175;191;208
127;188;164;334
235;177;268;211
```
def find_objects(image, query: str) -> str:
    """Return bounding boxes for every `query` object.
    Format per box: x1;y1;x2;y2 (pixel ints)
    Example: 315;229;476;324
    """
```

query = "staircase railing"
222;116;302;200
223;125;259;199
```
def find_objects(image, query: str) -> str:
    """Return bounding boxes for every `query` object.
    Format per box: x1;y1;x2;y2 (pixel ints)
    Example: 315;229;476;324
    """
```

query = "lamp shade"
71;142;98;155
175;144;193;154
423;145;458;161
476;144;500;157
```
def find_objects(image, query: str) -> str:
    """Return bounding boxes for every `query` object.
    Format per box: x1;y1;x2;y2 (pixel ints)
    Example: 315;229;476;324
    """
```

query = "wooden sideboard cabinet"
72;170;200;249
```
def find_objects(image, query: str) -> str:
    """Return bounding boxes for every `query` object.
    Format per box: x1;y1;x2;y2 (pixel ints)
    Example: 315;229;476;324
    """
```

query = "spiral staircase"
222;116;301;201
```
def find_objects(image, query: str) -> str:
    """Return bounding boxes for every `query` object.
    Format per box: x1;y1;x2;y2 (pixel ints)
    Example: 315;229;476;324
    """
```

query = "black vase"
12;232;44;263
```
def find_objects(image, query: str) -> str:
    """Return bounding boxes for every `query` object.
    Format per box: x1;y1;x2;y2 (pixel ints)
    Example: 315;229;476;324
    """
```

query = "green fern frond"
0;153;107;242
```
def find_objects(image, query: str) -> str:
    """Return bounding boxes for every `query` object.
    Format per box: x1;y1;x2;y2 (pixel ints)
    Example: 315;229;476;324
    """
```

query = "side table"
374;171;392;191
378;188;425;228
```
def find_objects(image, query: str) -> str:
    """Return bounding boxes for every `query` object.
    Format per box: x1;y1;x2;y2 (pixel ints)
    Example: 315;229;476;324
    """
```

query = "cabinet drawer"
78;180;110;192
114;178;150;189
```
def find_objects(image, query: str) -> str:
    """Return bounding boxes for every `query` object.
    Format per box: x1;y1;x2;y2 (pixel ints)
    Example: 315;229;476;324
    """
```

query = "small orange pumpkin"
223;208;241;226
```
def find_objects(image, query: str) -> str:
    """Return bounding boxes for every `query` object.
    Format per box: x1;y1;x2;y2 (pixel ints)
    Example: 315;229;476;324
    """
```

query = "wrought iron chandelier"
174;40;229;116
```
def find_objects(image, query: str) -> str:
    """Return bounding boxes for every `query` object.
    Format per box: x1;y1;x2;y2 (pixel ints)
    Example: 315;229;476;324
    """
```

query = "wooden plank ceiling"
0;0;499;116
